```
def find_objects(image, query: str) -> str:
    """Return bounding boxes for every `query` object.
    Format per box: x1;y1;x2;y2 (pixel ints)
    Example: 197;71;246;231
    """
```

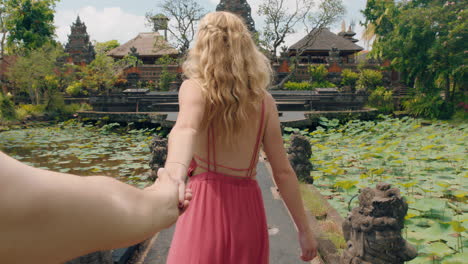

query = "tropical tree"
146;0;205;54
94;40;120;54
257;0;316;61
362;0;467;117
6;42;65;104
4;0;58;54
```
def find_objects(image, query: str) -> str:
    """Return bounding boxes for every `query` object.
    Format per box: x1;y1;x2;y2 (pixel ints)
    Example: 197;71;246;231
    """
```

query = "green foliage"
156;55;177;91
309;65;328;83
403;93;454;120
15;104;45;120
308;65;336;88
283;81;313;91
66;82;87;97
363;0;466;109
356;69;383;91
368;86;394;113
4;0;59;53
0;93;16;120
340;69;359;88
310;80;336;89
6;43;66;104
156;55;177;65
45;91;65;118
95;40;120;54
158;70;176;91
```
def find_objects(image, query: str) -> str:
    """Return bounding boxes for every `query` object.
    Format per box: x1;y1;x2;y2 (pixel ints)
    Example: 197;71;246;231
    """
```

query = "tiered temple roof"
289;28;363;55
64;16;96;65
216;0;256;32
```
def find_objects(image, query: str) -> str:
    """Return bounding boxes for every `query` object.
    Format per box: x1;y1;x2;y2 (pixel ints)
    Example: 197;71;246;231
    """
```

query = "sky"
54;0;370;50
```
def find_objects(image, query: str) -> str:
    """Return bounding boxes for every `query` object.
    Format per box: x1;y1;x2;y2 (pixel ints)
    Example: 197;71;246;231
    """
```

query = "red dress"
166;100;269;264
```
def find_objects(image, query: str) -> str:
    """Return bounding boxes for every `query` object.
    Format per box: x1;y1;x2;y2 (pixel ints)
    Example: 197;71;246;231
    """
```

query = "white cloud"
54;6;151;45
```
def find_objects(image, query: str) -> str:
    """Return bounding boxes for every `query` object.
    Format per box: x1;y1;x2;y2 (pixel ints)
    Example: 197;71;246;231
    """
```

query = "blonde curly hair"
183;11;272;147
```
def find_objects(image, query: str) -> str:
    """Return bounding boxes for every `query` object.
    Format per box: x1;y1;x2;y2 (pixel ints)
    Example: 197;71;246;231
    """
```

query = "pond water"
0;120;161;187
285;116;467;263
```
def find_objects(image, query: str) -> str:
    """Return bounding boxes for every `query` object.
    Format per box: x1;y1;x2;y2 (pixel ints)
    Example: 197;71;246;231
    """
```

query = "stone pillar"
148;135;168;180
341;183;417;264
287;132;313;184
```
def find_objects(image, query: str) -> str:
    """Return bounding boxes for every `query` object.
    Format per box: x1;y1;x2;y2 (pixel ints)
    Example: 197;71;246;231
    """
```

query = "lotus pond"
284;116;467;263
0;120;167;187
1;116;466;263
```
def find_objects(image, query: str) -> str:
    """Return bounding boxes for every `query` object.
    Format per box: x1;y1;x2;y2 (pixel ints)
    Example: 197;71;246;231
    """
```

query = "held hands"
299;229;318;262
148;168;192;215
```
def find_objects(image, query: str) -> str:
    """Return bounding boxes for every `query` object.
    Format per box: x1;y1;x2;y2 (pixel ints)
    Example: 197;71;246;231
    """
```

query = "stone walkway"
143;161;304;264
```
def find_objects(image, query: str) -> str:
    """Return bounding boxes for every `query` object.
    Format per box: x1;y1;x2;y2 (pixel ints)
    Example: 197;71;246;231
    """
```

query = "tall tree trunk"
445;74;450;102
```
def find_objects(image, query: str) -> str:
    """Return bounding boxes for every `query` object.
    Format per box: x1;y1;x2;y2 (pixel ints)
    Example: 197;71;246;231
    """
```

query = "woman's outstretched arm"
262;93;318;262
164;79;206;204
0;151;181;264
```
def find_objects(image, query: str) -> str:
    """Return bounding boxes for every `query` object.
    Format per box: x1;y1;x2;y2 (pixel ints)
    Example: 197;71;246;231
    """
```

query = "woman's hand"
150;167;192;214
163;162;191;212
299;229;318;261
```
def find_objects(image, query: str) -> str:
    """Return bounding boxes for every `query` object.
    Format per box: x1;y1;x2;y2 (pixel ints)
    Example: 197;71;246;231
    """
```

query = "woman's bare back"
190;96;270;179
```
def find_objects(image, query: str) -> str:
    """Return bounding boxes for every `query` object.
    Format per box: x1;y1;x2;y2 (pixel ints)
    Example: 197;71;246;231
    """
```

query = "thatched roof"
108;32;178;57
289;28;363;52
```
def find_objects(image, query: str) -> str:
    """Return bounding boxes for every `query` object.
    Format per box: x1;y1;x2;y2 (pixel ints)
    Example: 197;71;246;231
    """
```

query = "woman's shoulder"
181;78;203;90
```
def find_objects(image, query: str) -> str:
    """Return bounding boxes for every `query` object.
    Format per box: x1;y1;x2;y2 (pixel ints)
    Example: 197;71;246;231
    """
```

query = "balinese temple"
288;23;364;64
64;16;96;66
107;32;179;83
216;0;256;32
107;32;178;65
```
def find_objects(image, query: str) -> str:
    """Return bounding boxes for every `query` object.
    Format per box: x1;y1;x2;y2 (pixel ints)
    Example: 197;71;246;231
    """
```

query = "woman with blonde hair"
163;11;317;263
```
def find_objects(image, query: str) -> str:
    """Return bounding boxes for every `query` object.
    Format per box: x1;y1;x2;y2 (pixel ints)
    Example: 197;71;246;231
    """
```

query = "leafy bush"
0;93;17;120
403;93;454;120
66;82;87;97
367;86;394;113
64;103;92;115
310;80;336;89
356;69;383;91
158;70;176;91
341;69;359;88
45;92;66;117
309;65;328;83
284;81;313;90
15;104;46;120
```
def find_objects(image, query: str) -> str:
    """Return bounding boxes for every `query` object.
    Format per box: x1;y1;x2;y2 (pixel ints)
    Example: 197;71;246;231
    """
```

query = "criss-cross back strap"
206;98;265;177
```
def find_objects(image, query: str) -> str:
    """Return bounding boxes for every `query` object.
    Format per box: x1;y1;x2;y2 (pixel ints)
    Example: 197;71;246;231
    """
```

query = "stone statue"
287;132;313;184
327;45;342;64
148;135;168;180
341;183;418;264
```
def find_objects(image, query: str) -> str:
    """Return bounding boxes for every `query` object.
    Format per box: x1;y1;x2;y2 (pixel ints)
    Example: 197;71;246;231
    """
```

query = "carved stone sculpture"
287;132;313;184
327;45;342;64
148;135;168;179
341;183;418;264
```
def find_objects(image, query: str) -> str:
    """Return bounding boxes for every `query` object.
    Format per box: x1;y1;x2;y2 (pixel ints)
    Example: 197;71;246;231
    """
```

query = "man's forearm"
0;152;178;262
